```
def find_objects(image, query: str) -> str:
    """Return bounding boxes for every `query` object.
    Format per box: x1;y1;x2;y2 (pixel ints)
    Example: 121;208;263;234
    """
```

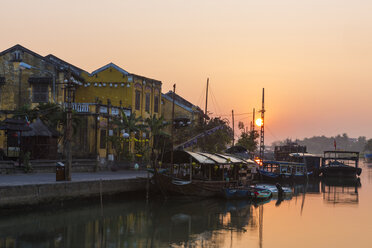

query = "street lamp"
19;62;56;103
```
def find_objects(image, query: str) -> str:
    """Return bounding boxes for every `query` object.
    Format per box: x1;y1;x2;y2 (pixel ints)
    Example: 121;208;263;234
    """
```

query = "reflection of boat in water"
258;161;312;181
321;151;362;177
321;177;361;205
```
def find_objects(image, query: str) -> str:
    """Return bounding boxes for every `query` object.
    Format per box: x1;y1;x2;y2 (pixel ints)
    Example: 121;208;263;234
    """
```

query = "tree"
236;122;259;153
110;111;144;161
365;139;372;152
144;115;169;168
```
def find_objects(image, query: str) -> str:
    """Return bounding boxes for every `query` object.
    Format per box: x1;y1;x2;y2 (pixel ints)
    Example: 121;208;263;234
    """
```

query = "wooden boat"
321;151;362;177
154;173;231;197
223;187;272;200
254;183;292;198
258;161;312;181
154;150;256;197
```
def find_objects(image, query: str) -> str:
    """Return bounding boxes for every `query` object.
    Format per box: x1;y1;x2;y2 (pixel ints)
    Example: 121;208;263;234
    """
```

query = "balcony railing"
67;103;92;113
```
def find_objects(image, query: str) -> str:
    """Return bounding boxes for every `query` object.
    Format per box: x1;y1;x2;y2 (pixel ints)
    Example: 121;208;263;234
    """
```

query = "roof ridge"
90;62;130;76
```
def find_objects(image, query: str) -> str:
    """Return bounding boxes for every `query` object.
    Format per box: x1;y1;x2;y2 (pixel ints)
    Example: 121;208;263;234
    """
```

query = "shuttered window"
154;95;159;113
135;90;141;110
32;84;49;103
145;93;150;112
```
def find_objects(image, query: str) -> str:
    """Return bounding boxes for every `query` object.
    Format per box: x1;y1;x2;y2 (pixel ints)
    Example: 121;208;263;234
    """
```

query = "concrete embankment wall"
0;178;147;208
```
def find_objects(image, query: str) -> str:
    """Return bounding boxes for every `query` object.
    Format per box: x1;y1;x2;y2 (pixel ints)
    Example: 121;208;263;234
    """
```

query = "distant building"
161;90;205;135
274;140;307;161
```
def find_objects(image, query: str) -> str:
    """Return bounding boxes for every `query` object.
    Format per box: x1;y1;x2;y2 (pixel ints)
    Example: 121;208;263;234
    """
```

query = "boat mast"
259;88;265;160
204;78;209;125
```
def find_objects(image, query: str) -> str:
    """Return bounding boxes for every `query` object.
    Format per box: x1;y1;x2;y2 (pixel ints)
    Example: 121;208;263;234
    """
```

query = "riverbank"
0;170;149;208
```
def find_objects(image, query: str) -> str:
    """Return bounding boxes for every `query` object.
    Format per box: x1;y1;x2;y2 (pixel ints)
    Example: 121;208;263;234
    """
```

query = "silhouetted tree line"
272;134;370;154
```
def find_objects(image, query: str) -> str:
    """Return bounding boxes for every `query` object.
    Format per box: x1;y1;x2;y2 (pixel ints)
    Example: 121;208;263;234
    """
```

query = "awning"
215;153;246;163
186;151;215;164
196;152;228;164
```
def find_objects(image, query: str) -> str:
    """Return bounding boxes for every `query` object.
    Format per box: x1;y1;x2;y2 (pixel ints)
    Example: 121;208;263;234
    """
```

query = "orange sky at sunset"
1;0;371;144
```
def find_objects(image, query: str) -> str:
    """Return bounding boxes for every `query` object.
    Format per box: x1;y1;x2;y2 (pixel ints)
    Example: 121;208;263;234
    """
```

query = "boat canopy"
289;153;321;158
162;150;215;164
161;150;252;165
196;152;229;164
214;153;247;164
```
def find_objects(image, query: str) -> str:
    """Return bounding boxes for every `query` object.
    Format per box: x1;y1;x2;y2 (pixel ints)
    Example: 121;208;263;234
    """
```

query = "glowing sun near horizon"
255;118;263;127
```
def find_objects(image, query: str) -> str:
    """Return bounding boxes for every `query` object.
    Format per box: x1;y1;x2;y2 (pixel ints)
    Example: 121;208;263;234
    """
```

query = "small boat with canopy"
152;150;258;197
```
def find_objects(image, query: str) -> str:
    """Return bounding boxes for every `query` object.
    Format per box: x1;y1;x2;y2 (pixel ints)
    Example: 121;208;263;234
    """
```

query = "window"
154;95;159;113
100;129;106;149
135;90;141;110
145;93;150;112
111;108;119;116
32;84;49;103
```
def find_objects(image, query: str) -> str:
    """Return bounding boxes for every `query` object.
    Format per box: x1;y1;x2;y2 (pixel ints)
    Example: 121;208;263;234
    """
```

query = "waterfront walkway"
0;170;148;187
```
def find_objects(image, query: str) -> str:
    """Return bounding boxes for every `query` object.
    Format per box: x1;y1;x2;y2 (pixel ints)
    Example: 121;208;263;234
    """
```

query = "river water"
1;161;372;248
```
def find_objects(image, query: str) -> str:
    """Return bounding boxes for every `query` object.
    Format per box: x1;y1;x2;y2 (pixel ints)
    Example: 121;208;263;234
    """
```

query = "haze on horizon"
1;0;371;144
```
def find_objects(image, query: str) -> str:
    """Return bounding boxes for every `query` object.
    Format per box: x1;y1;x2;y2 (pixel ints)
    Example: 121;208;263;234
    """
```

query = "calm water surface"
1;162;372;248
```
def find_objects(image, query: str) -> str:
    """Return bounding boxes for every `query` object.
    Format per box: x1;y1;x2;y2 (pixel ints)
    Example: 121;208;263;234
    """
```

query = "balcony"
70;103;92;113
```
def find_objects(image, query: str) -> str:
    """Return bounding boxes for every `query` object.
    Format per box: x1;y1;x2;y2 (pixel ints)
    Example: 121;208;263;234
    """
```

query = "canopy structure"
289;153;321;158
0;118;31;131
22;118;59;137
162;150;254;165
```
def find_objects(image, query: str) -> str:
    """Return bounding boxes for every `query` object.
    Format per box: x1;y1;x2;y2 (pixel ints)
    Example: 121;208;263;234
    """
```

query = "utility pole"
232;110;235;146
65;72;73;181
204;78;209;125
259;88;265;161
170;84;176;169
252;108;255;132
18;67;22;108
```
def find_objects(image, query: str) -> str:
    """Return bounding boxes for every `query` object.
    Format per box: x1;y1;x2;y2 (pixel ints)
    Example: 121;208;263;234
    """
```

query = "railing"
67;103;92;113
64;102;131;116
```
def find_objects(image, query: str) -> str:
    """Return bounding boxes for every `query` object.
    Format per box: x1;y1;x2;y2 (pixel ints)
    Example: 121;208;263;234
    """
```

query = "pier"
0;170;148;208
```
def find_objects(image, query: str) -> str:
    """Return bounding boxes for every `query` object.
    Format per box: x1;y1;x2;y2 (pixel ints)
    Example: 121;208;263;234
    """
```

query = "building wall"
0;50;59;111
0;47;64;154
75;65;162;161
161;95;204;135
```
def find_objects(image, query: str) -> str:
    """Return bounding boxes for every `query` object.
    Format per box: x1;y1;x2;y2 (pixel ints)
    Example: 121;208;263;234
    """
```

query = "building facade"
0;45;83;158
161;91;205;134
0;44;162;163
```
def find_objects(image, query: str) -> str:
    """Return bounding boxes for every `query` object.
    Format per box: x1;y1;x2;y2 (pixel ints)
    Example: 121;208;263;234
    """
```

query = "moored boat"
154;150;257;197
223;187;272;200
253;183;292;198
321;151;361;178
258;161;312;182
364;153;372;163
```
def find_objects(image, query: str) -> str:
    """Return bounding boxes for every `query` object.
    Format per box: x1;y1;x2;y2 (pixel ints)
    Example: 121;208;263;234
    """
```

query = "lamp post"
19;62;56;103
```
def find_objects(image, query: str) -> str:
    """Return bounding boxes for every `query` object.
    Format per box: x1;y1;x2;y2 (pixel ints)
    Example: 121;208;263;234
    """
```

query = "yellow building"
72;63;162;162
0;45;84;157
0;45;162;163
161;91;205;135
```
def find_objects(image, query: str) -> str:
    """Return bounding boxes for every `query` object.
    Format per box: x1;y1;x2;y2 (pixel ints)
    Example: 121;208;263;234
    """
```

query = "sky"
1;0;371;144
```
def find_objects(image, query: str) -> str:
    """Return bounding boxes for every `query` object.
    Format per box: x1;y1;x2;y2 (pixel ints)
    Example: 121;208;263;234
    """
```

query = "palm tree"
111;111;144;161
144;115;169;169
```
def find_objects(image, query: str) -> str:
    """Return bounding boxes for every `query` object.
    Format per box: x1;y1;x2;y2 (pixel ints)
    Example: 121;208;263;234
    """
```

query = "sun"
255;118;263;127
